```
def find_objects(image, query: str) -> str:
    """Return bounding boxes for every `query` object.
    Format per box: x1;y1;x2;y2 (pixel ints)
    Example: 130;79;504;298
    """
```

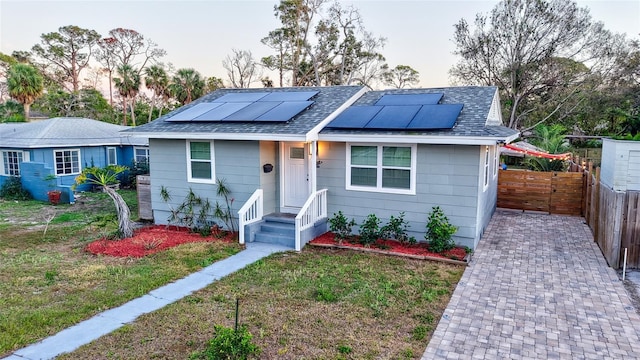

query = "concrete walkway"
423;210;640;359
4;242;291;360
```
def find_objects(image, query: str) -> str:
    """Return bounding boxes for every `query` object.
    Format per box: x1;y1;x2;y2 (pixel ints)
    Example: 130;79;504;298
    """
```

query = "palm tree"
169;68;205;105
7;63;44;121
525;124;572;171
144;64;168;122
113;64;140;126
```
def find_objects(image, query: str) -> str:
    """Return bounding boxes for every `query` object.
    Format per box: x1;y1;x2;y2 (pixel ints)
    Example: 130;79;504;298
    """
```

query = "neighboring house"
126;86;518;250
0;117;149;203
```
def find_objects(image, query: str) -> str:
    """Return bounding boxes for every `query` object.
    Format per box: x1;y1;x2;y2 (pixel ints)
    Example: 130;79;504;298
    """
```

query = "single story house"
0;117;149;203
125;86;519;250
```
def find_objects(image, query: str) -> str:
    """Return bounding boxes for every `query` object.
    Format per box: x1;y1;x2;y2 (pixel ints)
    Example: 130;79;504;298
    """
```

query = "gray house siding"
474;145;499;249
317;141;484;248
149;139;261;228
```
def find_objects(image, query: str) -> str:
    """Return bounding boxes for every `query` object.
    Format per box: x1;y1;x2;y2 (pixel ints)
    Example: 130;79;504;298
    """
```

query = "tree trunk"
129;100;136;127
24;102;31;122
102;185;134;239
122;96;127;126
108;71;113;107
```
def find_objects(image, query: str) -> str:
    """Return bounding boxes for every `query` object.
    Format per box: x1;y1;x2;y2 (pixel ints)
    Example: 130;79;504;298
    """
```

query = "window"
1;150;27;176
134;147;150;164
347;143;416;194
493;145;499;178
107;147;117;165
187;141;215;183
54;149;80;175
483;146;490;189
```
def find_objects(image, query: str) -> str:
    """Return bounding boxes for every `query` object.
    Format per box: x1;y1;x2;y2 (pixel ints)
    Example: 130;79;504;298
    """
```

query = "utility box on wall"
137;175;153;221
600;138;640;192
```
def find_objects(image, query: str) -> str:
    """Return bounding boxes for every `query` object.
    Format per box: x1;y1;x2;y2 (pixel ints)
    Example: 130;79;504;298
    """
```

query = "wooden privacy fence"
574;159;640;269
497;170;584;215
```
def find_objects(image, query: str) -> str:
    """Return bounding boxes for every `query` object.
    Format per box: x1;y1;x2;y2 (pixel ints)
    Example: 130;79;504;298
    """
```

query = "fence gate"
497;170;584;215
137;175;153;221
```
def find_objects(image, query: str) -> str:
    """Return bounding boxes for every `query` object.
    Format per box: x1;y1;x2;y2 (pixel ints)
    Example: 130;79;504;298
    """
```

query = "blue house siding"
148;139;261;228
317;141;485;248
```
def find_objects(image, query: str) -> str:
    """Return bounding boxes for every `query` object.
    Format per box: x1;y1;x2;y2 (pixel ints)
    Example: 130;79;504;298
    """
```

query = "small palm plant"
75;165;133;238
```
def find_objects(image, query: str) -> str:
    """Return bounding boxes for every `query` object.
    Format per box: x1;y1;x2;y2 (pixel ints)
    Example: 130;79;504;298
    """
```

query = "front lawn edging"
307;242;470;266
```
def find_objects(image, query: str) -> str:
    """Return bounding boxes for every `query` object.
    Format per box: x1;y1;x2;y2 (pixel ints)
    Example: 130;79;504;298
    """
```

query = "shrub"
190;324;260;360
328;211;356;243
425;206;457;253
0;176;32;200
381;212;415;244
359;213;381;246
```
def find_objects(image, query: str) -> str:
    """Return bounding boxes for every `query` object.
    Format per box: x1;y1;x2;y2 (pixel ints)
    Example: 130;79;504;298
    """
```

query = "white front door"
282;142;310;210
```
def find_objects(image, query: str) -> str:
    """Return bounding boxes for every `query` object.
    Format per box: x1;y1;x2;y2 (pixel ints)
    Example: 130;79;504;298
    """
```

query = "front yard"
1;191;464;359
0;190;243;357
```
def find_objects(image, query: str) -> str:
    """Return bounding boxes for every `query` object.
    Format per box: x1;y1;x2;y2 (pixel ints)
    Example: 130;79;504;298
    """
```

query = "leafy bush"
328;211;356;243
381;212;415;244
425;206;457;253
0;176;32;200
125;160;149;189
190;324;260;360
359;213;381;246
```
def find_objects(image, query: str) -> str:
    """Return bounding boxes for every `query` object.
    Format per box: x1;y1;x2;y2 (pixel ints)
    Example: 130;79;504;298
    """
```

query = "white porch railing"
295;189;328;251
238;189;263;245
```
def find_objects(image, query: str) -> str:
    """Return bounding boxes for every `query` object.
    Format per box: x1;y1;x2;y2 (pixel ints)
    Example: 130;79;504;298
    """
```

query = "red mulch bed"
309;232;469;263
86;225;238;258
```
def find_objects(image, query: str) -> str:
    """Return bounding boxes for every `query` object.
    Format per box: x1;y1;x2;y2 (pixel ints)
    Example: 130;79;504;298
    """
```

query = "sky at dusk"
1;0;638;89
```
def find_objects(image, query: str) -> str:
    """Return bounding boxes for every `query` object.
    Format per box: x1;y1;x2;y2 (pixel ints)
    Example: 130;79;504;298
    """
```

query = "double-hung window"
483;146;490;190
134;147;150;164
187;140;215;183
107;147;117;165
347;143;416;194
1;150;27;176
54;149;80;175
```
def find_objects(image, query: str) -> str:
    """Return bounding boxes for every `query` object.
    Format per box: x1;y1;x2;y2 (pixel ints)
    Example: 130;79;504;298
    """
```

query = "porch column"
310;140;317;192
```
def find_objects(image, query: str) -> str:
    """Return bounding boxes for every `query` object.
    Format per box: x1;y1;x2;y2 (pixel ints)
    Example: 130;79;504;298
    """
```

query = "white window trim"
54;148;81;175
107;147;117;165
134;146;150;163
1;150;28;176
346;143;417;195
483;146;490;191
493;145;499;178
186;140;216;184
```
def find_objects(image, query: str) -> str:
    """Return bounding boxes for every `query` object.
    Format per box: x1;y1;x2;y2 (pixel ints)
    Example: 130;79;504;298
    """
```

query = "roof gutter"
124;131;308;142
318;131;520;146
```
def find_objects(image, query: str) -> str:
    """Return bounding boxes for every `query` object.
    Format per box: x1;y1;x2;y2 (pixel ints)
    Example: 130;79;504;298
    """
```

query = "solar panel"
193;102;252;121
222;101;281;121
256;101;313;122
326;106;383;128
375;93;443;106
165;102;223;121
212;92;269;103
260;91;319;102
407;104;463;129
365;105;421;129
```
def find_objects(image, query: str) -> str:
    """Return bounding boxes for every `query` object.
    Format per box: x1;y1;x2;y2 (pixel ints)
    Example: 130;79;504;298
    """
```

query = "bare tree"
450;0;624;130
223;49;261;88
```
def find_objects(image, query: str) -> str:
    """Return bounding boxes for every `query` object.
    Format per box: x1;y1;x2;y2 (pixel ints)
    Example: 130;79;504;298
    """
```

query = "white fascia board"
319;133;520;146
305;87;368;142
126;131;307;142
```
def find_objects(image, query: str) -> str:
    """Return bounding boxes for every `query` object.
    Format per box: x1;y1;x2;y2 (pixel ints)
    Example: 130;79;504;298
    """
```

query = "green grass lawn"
60;248;464;360
0;190;242;357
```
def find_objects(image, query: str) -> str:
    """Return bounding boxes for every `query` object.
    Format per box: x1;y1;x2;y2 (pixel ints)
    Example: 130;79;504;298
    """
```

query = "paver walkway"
423;209;640;359
4;242;291;360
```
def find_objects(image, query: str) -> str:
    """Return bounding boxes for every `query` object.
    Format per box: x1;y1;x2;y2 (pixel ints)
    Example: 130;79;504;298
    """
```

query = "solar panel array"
326;93;463;130
166;91;319;122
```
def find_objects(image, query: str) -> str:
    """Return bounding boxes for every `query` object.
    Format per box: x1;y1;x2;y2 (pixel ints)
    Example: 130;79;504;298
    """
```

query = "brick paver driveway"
423;209;640;359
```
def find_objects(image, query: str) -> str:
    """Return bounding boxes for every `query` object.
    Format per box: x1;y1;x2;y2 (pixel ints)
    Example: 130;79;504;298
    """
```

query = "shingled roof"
0;117;147;148
125;86;366;140
319;86;519;143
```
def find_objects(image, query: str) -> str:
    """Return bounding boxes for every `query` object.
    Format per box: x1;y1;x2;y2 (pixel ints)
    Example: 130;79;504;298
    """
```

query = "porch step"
253;213;296;248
